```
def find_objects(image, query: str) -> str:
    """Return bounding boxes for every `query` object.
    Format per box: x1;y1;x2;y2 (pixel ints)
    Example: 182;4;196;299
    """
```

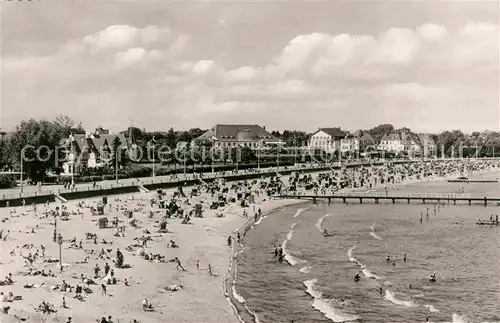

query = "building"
60;128;128;174
194;124;281;149
378;132;404;152
418;133;437;157
378;131;422;155
308;128;346;152
340;130;375;154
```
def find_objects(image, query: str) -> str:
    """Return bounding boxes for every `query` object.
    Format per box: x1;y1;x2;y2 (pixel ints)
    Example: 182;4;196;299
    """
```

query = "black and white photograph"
0;1;499;322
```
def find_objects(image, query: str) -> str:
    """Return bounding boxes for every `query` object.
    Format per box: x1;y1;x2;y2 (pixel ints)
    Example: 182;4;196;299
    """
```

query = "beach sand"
0;178;302;323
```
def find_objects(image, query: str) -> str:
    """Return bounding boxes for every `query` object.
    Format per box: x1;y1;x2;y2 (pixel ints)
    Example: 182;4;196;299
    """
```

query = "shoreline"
0;170;320;323
1;161;498;323
224;198;308;323
224;163;500;323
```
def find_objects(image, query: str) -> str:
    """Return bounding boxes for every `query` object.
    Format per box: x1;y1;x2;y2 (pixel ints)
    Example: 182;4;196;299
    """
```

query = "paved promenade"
0;164;330;200
3;157;491;201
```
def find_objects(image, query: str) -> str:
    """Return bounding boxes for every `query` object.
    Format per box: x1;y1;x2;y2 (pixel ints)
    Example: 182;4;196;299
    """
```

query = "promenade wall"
1;158;487;207
0;164;333;207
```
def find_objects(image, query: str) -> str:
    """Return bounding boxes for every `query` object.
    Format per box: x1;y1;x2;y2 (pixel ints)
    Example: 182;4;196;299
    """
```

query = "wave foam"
369;223;383;240
315;213;332;232
424;304;439;313
282;222;305;266
304;279;359;322
300;266;312;274
293;208;308;218
232;285;246;304
253;215;268;226
452;313;469;323
384;290;416;307
347;246;381;279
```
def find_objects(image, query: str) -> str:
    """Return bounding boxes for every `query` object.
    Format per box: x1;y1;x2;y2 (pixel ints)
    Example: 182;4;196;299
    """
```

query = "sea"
231;171;500;323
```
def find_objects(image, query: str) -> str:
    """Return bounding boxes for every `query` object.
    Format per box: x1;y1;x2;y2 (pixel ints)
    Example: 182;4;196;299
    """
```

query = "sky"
1;0;499;134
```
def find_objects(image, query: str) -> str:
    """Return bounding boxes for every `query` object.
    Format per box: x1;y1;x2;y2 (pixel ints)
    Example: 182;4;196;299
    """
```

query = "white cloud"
140;25;166;44
83;25;139;49
225;66;259;82
367;28;421;65
114;47;147;67
417;24;448;42
3;21;498;133
192;60;216;75
82;24;171;53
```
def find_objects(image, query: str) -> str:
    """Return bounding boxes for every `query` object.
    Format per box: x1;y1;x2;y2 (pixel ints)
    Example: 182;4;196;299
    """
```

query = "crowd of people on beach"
1;159;499;322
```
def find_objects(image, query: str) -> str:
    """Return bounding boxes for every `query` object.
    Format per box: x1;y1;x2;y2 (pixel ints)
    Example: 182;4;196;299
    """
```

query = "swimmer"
354;273;361;282
386;254;390;262
379;287;383;295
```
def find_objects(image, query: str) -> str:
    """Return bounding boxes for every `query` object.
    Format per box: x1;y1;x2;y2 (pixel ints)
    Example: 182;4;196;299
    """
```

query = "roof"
196;124;278;142
61;133;127;156
418;133;436;145
312;128;346;138
381;131;422;146
350;130;374;142
381;132;401;141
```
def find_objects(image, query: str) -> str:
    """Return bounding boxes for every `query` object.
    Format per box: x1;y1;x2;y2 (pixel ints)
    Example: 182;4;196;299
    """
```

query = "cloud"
3;21;498;133
192;60;216;75
114;48;163;68
83;25;140;49
82;24;171;51
417;24;448;42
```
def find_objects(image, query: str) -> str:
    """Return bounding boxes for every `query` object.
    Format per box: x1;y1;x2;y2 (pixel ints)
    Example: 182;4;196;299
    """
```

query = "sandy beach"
1;160;499;323
0;172;306;323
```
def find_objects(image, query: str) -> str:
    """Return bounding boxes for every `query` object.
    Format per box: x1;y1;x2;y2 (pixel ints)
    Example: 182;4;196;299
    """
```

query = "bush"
0;175;17;189
122;164;152;178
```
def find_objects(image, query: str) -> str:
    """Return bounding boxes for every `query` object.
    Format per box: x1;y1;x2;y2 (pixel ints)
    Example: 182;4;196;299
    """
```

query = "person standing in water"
403;254;407;262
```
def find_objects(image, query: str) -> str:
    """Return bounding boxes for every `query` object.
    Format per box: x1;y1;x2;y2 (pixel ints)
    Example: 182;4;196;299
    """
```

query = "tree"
111;136;127;169
368;124;394;144
281;130;309;146
166;128;177;149
0;133;10;170
9;119;63;181
54;114;85;137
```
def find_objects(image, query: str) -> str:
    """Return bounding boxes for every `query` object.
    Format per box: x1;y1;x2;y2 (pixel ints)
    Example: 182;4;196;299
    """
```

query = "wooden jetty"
279;192;500;206
447;179;498;183
476;220;499;225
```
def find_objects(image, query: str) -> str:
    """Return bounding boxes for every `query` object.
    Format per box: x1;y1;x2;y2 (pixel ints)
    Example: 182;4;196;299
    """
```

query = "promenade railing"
4;157;494;201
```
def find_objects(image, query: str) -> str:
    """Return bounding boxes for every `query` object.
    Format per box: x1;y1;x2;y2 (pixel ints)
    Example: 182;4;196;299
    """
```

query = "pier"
446;179;498;183
280;192;500;206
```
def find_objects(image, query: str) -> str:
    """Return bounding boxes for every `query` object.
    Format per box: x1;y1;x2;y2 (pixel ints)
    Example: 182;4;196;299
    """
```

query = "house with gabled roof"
340;130;375;154
194;124;281;149
308;127;346;152
60;128;128;174
378;130;422;155
378;132;404;152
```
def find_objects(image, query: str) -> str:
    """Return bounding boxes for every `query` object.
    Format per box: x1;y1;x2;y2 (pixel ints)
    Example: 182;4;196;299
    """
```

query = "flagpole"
152;136;156;182
258;140;261;170
211;137;215;174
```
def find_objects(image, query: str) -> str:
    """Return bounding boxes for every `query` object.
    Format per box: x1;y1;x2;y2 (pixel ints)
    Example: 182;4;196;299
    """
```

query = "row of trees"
1;117;500;185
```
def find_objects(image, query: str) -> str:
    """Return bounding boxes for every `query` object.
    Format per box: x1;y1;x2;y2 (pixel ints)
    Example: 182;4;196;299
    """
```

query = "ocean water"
234;172;500;323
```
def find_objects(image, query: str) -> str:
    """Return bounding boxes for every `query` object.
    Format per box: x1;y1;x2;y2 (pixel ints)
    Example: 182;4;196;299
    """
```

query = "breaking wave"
304;279;360;322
